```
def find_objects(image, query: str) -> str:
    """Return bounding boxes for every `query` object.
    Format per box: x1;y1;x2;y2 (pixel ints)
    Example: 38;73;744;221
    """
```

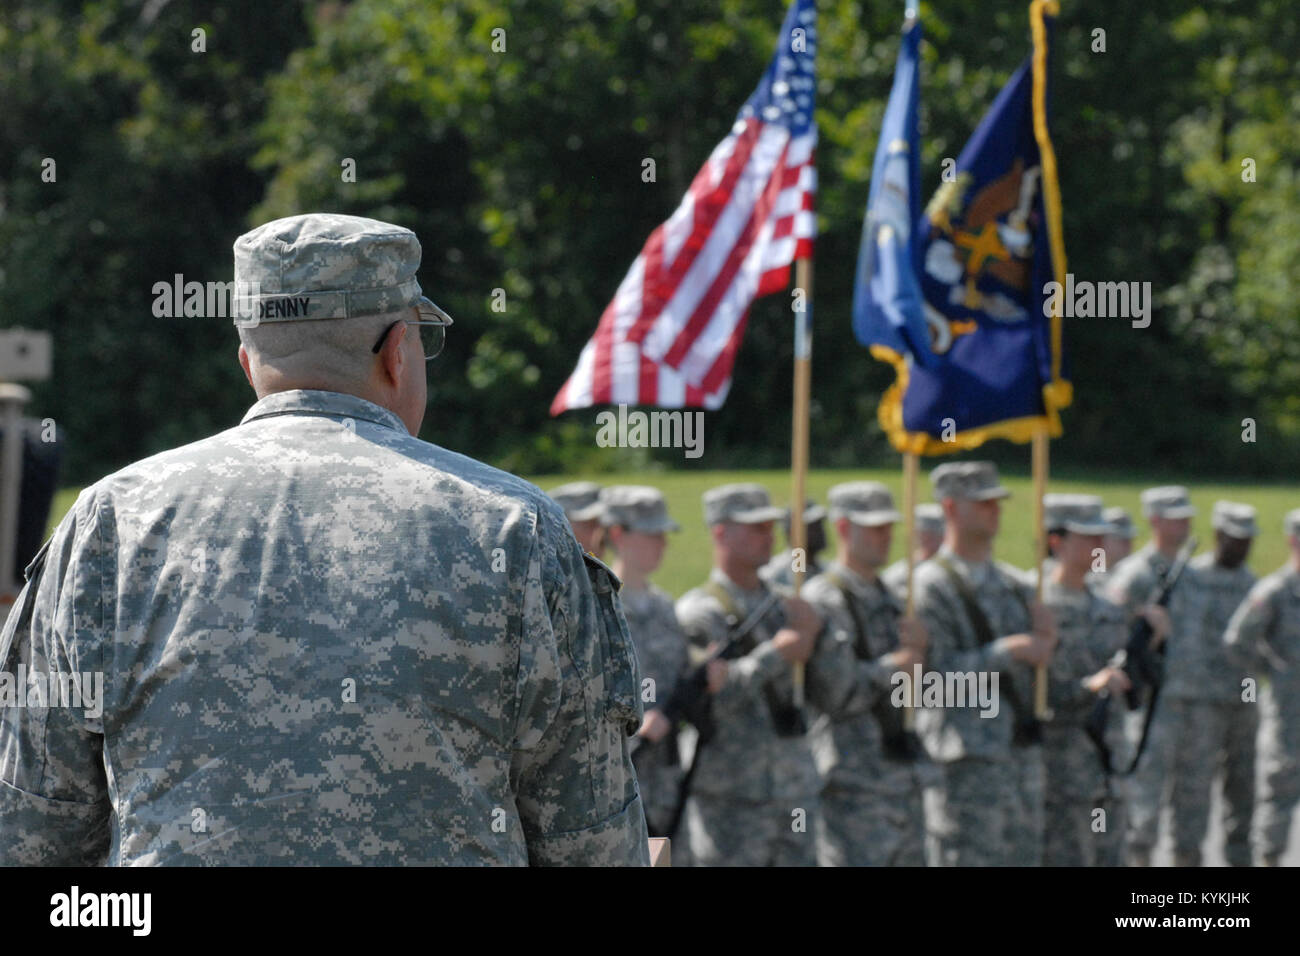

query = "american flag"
551;0;817;414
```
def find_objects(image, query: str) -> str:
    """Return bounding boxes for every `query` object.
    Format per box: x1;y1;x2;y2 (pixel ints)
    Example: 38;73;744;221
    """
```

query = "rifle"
662;590;783;839
1084;535;1197;777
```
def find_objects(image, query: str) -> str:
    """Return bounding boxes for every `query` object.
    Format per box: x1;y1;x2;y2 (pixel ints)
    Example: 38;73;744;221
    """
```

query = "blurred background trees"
1;0;1295;485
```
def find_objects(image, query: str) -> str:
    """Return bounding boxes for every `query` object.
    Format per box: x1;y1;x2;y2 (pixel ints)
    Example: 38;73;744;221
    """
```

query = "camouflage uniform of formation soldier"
674;484;825;867
802;482;933;866
910;462;1056;866
1106;486;1211;867
1184;501;1259;867
595;485;688;840
1225;509;1300;867
0;213;650;866
1038;494;1129;867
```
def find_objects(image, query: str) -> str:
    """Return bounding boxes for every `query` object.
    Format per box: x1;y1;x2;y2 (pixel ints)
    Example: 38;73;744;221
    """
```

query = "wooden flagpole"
790;257;813;707
1032;426;1050;717
901;451;919;718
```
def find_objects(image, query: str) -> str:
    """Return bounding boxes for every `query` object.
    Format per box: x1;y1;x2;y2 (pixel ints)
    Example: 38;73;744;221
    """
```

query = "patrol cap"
1211;500;1258;539
916;504;945;534
703;483;786;526
1044;494;1111;535
1103;507;1136;539
1140;486;1196;520
600;485;681;533
1285;509;1300;539
828;482;902;527
930;461;1011;502
232;213;453;327
548;481;604;522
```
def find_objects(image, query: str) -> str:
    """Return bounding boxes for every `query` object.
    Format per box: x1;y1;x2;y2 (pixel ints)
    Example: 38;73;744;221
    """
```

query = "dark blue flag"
869;0;1072;454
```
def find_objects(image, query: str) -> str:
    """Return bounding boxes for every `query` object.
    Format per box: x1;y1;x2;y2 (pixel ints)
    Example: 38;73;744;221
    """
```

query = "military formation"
554;468;1300;866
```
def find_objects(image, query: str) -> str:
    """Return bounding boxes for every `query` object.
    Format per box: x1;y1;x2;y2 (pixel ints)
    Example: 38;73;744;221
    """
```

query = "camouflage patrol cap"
1285;509;1300;539
548;481;604;522
1211;500;1258;539
828;482;902;527
1103;506;1136;539
1044;493;1111;535
930;461;1011;501
916;503;945;534
600;485;681;533
232;213;452;326
703;483;786;526
1140;486;1196;520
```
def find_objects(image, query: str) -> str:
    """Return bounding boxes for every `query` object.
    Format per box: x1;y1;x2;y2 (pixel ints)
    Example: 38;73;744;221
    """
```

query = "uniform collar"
710;566;768;600
938;546;992;588
240;389;409;434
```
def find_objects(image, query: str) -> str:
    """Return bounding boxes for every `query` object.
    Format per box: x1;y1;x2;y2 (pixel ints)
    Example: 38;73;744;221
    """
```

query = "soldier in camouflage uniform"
599;485;689;839
802;482;932;866
1104;486;1204;867
1039;495;1131;866
1102;507;1136;570
761;501;828;589
549;481;606;557
0;214;649;866
881;504;945;602
1180;501;1259;866
675;484;824;866
1224;509;1300;867
910;462;1057;866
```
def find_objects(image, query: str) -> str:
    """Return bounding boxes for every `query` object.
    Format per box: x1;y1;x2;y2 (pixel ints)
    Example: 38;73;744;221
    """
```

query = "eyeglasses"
371;302;454;362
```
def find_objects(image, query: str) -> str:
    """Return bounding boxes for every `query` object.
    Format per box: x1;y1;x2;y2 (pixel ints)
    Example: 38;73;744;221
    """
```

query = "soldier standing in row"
1183;501;1259;866
882;503;945;601
549;481;607;557
675;483;824;866
600;486;690;842
1038;495;1131;866
910;462;1056;866
1105;486;1202;867
802;482;931;866
1224;509;1300;867
1101;507;1136;571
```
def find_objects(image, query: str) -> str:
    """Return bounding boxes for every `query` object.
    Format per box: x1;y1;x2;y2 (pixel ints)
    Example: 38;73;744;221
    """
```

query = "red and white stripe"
551;117;816;414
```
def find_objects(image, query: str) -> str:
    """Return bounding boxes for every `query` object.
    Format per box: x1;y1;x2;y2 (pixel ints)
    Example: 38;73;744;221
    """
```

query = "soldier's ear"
237;345;255;390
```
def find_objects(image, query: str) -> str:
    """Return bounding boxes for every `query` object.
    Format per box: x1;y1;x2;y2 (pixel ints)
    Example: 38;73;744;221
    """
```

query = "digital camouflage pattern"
1168;555;1259;865
675;569;819;866
1039;578;1126;866
620;584;689;834
803;561;931;867
1225;564;1300;864
231;213;444;324
1106;544;1211;860
0;389;650;866
910;548;1044;866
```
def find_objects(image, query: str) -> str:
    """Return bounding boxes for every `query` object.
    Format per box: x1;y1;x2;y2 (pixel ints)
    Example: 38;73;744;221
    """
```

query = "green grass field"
49;470;1300;599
